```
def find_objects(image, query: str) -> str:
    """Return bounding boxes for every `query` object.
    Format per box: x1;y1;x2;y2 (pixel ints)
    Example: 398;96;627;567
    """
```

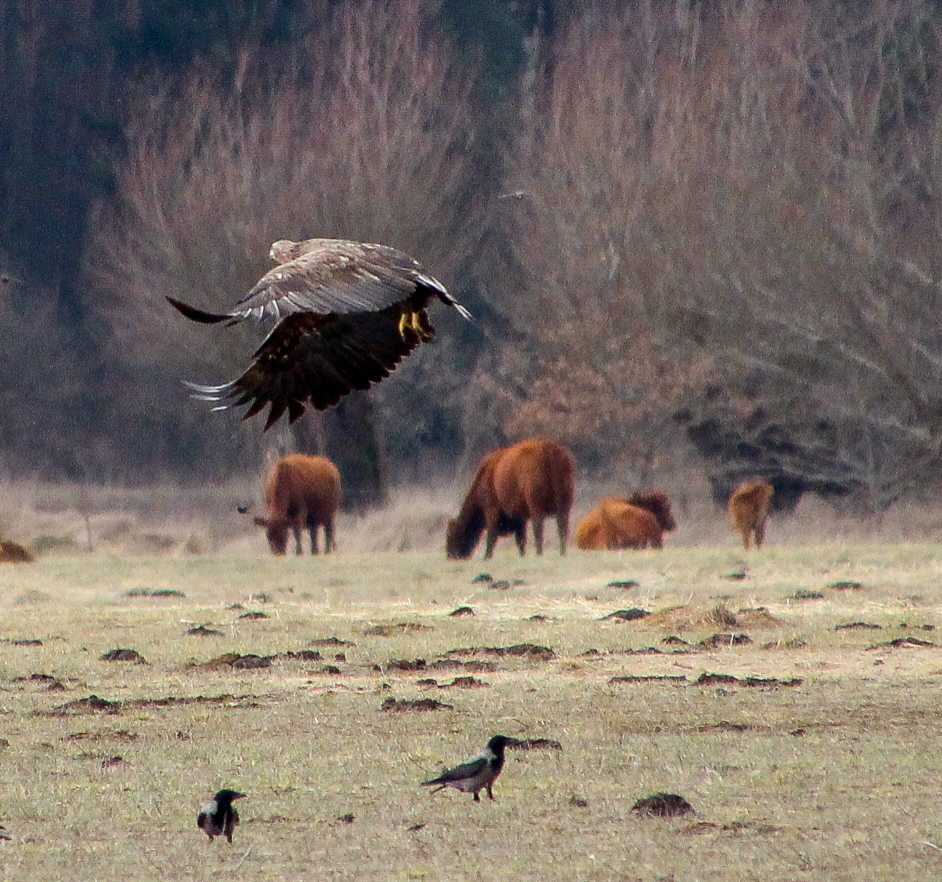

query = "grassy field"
2;534;942;881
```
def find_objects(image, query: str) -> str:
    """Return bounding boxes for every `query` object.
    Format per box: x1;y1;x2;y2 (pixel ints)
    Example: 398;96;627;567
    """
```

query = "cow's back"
728;480;773;527
492;439;574;518
606;500;663;549
575;508;608;549
267;454;341;520
577;498;663;550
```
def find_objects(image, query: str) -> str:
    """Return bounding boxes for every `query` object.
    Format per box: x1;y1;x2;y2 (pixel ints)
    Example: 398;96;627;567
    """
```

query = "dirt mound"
735;607;786;628
363;622;431;636
374;658;427;672
601;608;650;622
380;698;452;712
194;650;322;670
186;625;223;637
699;633;752;648
631;793;694;818
696;672;803;688
100;648;147;663
642;605;784;632
445;643;555;661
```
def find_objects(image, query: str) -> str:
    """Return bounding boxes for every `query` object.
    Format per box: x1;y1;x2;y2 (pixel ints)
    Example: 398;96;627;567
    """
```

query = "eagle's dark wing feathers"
190;304;423;429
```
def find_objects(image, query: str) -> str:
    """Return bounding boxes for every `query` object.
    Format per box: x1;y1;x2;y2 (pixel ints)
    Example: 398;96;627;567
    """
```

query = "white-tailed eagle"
168;238;470;429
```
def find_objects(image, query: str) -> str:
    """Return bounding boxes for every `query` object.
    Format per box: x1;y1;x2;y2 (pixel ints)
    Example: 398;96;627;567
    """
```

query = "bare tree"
498;0;942;507
495;3;718;474
667;0;942;509
0;250;88;475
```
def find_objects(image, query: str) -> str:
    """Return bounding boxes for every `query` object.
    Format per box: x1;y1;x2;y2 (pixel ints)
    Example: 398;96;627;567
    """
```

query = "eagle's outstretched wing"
187;303;424;429
233;240;455;321
168;238;469;429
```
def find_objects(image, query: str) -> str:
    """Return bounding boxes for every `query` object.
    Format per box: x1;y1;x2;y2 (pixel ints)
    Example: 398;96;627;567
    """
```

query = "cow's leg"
293;525;304;555
754;518;767;549
484;516;499;559
740;527;751;550
532;518;544;555
310;524;320;555
515;522;526;555
324;520;335;554
556;512;569;555
484;528;497;559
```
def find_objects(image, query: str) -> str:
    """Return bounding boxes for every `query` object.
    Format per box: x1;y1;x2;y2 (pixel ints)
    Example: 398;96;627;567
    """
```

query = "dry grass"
7;478;942;560
2;528;942;880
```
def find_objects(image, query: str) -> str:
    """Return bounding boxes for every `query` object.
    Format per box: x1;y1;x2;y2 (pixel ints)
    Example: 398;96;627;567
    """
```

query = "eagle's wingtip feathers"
167;296;231;325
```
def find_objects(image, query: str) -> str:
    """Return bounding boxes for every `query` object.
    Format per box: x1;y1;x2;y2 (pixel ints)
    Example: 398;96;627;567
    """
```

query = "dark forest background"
3;0;942;514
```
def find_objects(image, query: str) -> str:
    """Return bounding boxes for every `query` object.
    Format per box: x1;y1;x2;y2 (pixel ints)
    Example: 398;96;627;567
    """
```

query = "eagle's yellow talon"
399;309;433;342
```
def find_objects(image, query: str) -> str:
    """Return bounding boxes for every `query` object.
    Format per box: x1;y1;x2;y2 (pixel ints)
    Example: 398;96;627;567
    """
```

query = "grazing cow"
575;491;676;550
252;454;341;555
0;540;34;563
446;439;575;559
728;479;774;550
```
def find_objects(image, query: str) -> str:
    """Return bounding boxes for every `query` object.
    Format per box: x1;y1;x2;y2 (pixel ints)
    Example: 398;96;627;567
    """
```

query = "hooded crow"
421;735;511;802
197;789;246;843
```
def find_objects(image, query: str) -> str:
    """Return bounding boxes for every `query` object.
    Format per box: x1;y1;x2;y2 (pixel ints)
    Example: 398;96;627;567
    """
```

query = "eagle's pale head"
269;239;298;264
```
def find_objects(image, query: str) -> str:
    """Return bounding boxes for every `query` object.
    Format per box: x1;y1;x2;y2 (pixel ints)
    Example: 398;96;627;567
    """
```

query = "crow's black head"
487;735;512;756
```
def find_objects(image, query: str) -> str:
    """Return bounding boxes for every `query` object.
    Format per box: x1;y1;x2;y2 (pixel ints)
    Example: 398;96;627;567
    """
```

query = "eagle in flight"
167;238;470;430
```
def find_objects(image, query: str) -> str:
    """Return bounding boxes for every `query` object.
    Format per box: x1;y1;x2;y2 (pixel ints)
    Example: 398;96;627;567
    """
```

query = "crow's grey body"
197;789;245;843
422;735;511;802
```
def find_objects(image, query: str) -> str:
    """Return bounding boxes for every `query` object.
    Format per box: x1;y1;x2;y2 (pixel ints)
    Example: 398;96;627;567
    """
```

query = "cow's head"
628;491;677;532
238;503;288;555
445;518;472;559
251;515;288;555
447;511;488;559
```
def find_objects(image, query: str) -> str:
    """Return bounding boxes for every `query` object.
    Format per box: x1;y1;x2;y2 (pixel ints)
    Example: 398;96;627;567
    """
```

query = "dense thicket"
497;1;942;509
3;0;942;511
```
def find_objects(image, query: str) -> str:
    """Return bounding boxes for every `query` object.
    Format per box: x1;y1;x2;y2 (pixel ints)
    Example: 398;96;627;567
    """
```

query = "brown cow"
0;540;35;563
728;479;774;550
253;454;342;555
575;491;676;550
446;439;575;559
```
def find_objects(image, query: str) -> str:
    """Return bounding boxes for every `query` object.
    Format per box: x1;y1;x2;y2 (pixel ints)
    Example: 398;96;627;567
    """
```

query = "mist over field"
5;474;942;562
